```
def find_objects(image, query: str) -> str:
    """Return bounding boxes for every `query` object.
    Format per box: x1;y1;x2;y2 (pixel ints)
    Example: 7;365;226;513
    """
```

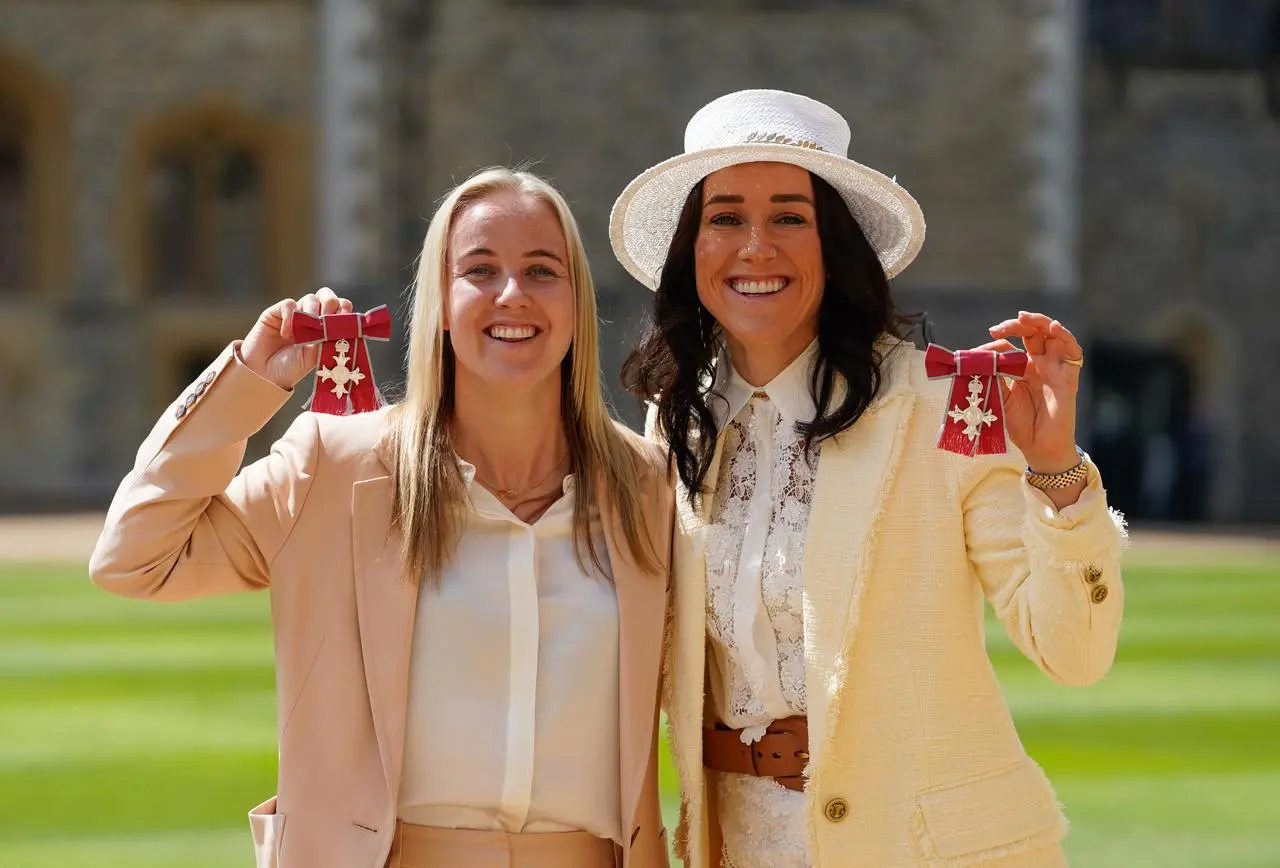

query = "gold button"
824;798;848;822
1091;584;1109;604
1084;565;1103;584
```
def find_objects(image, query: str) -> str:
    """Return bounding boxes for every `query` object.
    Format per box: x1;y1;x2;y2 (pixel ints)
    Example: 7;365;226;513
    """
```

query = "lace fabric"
715;772;808;868
704;394;817;866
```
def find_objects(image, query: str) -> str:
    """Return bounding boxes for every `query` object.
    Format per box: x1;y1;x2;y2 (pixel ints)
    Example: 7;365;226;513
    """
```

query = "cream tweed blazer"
656;340;1126;868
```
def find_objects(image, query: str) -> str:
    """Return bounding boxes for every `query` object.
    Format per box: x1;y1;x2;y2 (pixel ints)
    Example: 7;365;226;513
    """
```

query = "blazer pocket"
911;759;1066;863
248;795;287;868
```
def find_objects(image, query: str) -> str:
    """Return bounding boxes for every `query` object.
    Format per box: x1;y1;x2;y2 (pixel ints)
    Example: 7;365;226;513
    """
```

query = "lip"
725;276;791;296
484;323;541;342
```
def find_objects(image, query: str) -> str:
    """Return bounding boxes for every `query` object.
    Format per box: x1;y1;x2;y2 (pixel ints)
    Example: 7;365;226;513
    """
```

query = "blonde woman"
616;91;1126;867
90;168;673;868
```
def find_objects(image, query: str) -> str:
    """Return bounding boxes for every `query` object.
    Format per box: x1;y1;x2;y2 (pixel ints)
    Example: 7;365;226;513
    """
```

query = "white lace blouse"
704;341;820;868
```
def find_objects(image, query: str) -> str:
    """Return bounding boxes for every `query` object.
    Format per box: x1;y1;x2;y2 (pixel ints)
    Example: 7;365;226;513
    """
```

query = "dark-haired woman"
613;90;1127;868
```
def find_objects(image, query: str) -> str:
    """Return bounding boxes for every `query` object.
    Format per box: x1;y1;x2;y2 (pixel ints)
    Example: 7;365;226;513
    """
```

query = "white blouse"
397;462;622;843
704;341;820;868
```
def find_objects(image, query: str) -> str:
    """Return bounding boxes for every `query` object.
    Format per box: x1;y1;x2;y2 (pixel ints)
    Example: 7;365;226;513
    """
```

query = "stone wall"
0;0;316;504
1082;68;1280;521
392;0;1052;427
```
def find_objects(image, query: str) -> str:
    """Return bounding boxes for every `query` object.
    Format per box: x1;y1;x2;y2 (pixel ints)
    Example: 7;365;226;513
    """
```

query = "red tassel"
924;343;1028;456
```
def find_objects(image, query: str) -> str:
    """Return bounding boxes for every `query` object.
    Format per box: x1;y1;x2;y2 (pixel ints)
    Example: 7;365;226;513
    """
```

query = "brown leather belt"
702;716;809;792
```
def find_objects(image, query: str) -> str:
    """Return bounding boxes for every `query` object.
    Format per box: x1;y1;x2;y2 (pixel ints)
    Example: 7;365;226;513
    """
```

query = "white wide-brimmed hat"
609;89;926;290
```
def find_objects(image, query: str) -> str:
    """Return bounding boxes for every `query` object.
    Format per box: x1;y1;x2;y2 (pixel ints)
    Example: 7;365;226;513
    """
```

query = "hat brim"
609;143;925;291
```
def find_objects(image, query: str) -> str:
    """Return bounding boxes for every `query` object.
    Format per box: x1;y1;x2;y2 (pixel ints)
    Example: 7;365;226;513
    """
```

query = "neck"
451;368;570;490
725;336;813;387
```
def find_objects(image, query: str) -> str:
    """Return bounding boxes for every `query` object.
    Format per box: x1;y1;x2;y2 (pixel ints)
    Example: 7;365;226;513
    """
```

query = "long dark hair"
620;170;921;507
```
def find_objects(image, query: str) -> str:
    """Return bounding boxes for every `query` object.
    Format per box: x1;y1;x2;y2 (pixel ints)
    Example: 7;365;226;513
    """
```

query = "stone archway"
1150;307;1241;522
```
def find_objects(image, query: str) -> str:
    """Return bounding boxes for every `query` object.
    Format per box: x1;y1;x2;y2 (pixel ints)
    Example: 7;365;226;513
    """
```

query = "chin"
476;362;564;394
720;321;794;348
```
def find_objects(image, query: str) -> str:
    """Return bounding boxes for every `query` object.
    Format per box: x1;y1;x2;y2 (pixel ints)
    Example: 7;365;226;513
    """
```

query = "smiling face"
445;190;575;395
694;161;826;383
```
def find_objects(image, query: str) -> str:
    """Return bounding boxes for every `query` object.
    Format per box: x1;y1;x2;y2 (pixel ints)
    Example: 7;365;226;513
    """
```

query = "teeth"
488;325;537;341
731;279;786;295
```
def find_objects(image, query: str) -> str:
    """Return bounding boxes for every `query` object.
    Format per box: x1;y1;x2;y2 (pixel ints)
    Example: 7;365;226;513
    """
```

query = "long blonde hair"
388;167;656;583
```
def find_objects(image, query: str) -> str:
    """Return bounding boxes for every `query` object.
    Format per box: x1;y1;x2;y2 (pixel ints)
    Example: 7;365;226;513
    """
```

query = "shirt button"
824;798;849;822
1091;584;1109;604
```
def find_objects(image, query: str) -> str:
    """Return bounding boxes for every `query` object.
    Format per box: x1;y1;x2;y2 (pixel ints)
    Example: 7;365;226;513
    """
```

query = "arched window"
144;120;266;298
129;101;312;464
1088;0;1280;116
0;91;27;294
0;53;67;297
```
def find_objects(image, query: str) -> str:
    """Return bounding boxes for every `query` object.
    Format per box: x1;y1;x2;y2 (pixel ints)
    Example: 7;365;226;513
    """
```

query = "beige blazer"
659;341;1126;868
89;344;674;868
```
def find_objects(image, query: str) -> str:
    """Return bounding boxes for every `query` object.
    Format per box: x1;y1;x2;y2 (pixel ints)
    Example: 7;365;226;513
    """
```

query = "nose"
738;223;777;262
495;273;532;307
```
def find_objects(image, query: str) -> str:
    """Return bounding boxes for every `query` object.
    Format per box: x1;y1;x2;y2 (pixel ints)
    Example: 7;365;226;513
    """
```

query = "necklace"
472;452;570;501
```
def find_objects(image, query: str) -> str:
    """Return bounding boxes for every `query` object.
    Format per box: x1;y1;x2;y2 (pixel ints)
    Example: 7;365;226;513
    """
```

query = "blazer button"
1091;584;1109;604
1083;565;1103;584
824;798;849;822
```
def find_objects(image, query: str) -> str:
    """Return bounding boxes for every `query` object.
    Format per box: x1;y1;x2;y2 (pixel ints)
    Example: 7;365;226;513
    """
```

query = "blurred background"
0;0;1277;866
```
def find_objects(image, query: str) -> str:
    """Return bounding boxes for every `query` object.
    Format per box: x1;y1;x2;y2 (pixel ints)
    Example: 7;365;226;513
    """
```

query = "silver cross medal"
946;375;997;441
317;339;365;398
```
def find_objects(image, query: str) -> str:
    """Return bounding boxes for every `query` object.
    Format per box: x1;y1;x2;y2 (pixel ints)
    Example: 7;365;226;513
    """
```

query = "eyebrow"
457;246;566;265
525;248;565;264
703;193;815;207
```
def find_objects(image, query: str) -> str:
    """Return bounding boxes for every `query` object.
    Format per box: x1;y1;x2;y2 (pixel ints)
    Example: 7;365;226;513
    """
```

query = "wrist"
1024;446;1089;493
1025;447;1083;476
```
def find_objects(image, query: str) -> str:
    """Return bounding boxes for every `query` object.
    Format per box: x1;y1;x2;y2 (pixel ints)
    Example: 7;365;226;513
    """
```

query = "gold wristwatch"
1025;447;1090;490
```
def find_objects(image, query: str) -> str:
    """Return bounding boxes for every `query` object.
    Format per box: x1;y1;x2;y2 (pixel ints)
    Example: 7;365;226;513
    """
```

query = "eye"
528;264;559;278
463;263;496;277
775;213;809;226
708;213;743;227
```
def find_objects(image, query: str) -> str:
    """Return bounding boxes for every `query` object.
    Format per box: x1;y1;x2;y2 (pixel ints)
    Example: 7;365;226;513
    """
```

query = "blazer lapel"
601;473;669;840
666;434;725;864
802;363;917;766
351;475;417;803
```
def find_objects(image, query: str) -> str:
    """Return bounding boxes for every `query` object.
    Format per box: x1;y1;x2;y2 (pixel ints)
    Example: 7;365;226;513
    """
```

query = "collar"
455;456;576;522
708;339;821;430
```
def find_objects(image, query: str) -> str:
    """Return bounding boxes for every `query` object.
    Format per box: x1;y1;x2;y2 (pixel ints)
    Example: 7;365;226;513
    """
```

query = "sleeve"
958;447;1128;686
88;342;319;601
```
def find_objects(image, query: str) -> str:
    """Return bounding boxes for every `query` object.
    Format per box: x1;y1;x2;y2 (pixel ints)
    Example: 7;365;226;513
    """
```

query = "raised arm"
962;311;1127;684
89;288;353;601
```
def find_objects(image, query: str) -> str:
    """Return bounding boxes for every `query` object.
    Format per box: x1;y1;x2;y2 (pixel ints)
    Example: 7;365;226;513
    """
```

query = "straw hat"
609;89;925;290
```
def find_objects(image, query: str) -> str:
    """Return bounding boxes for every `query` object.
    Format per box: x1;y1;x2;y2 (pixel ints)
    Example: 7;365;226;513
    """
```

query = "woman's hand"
241;287;353;390
981;310;1084;475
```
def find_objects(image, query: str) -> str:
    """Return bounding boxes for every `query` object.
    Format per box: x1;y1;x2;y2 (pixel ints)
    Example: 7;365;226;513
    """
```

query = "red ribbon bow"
924;343;1028;456
291;305;392;415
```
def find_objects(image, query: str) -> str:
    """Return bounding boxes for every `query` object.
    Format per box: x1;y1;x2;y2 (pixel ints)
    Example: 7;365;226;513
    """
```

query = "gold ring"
1063;356;1084;368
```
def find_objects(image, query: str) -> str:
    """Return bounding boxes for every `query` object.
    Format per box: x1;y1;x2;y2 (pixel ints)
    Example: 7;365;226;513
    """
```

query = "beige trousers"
385;822;619;868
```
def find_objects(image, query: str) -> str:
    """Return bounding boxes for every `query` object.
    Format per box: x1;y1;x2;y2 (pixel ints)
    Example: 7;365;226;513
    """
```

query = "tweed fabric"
658;340;1126;868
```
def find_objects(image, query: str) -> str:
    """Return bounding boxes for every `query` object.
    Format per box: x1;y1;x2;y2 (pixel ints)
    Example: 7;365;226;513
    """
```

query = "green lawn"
1;558;1277;867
